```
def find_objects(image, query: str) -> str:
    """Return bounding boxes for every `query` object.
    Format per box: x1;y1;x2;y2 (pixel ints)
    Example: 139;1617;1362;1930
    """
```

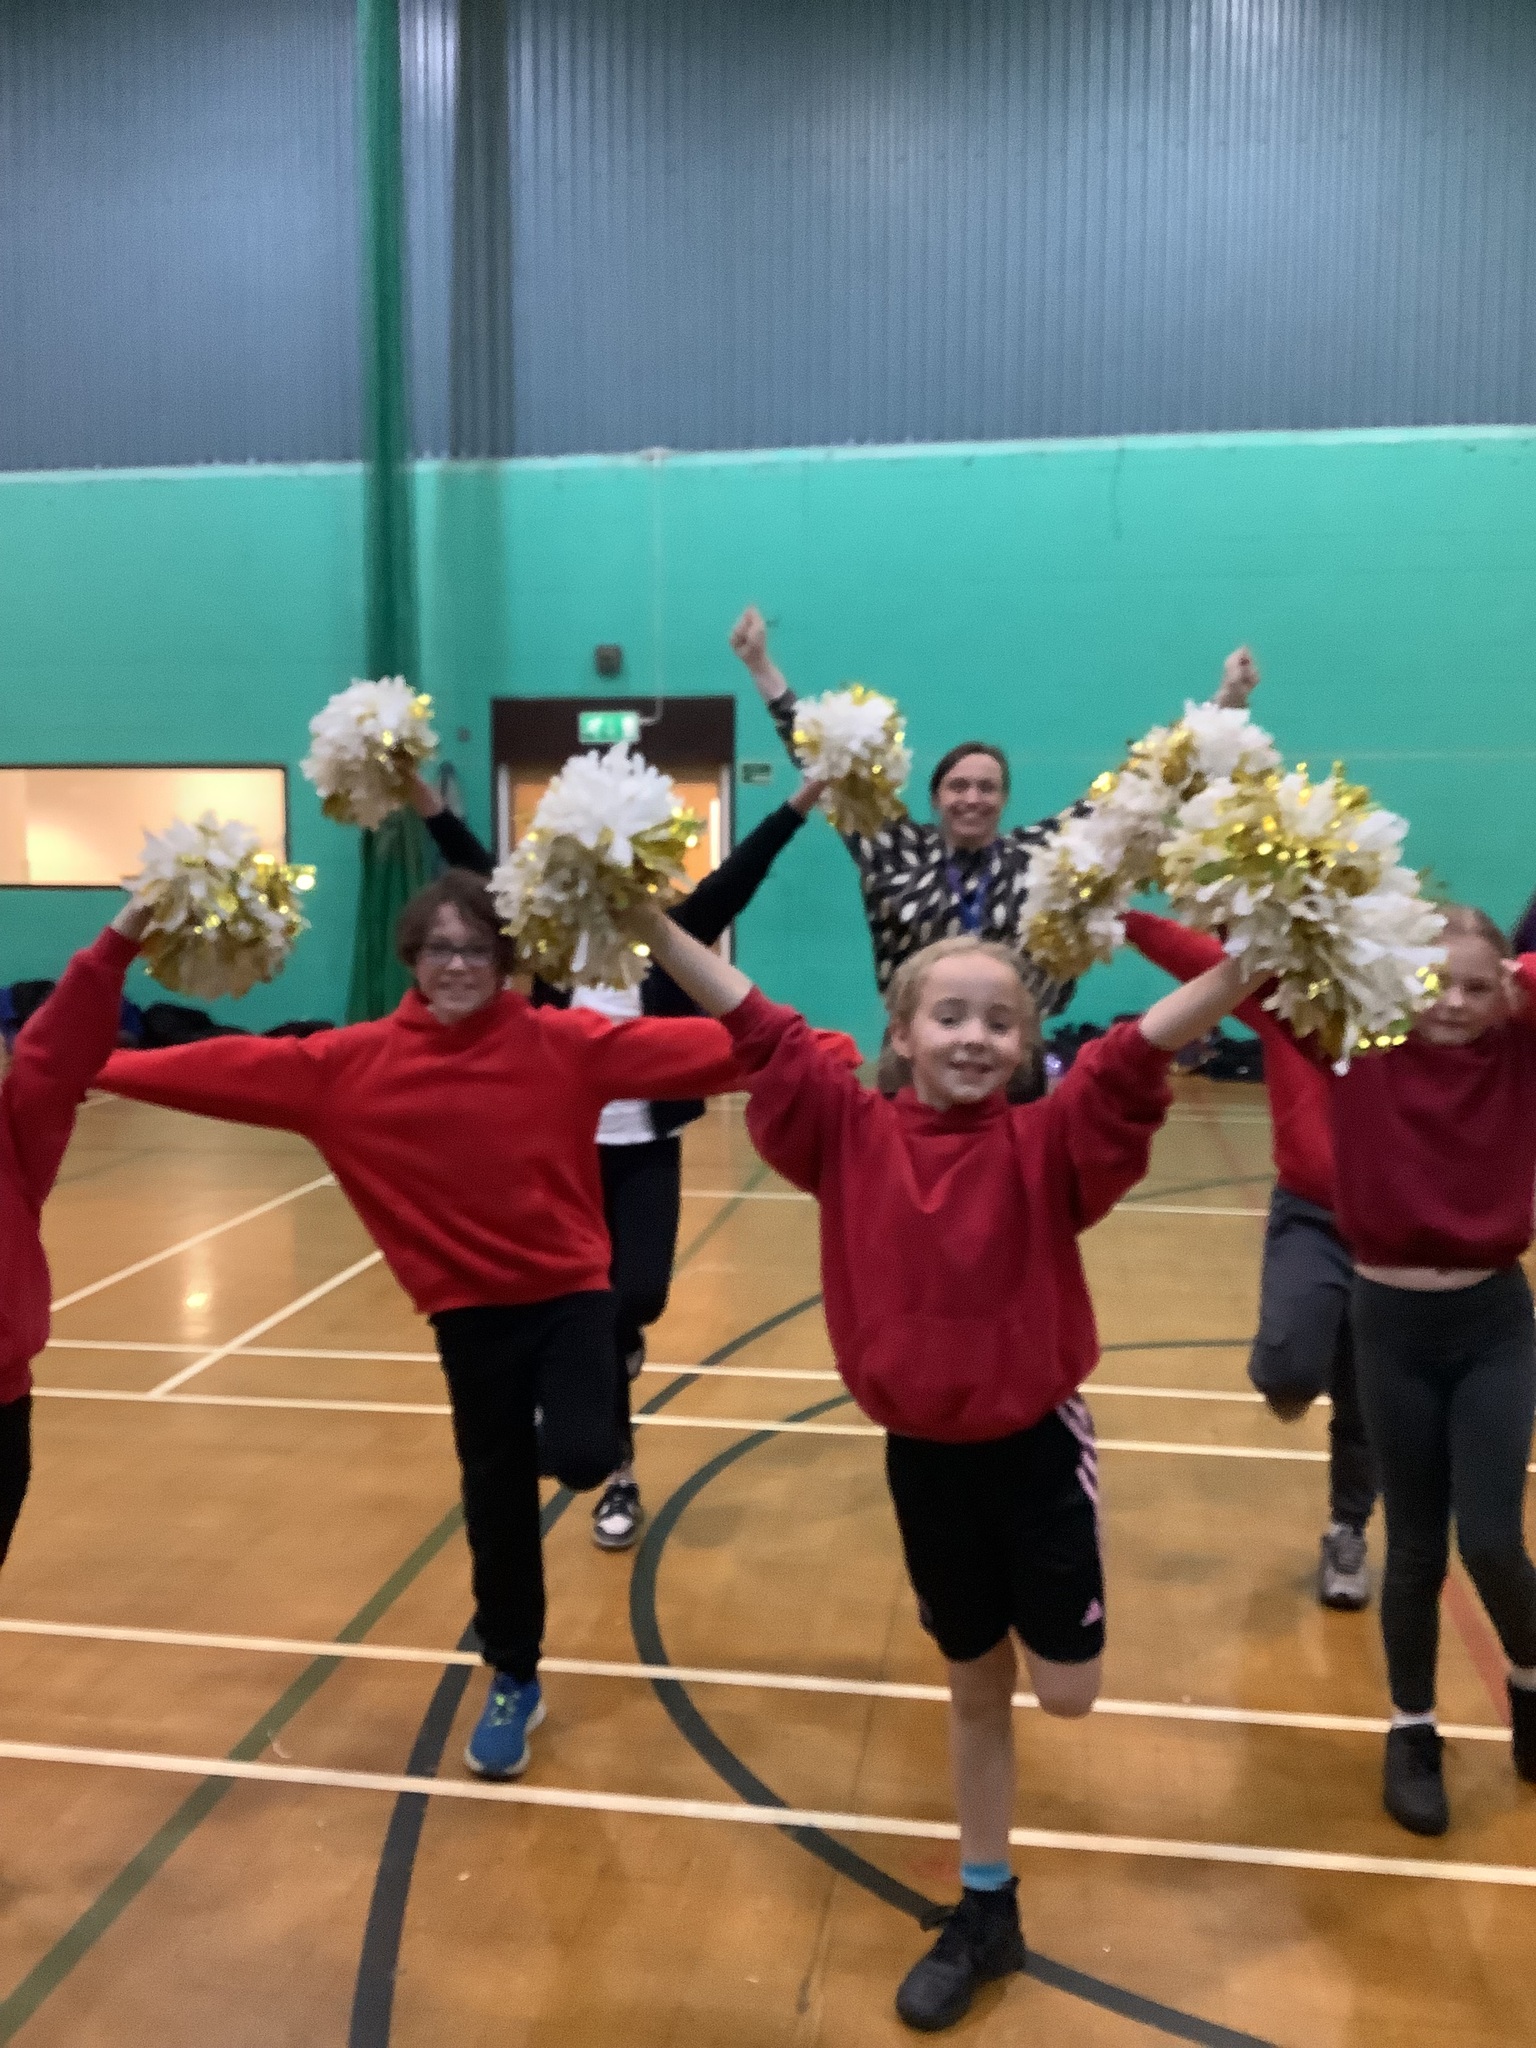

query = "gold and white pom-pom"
489;745;701;990
301;677;438;830
792;685;912;838
131;813;316;1001
1159;763;1446;1067
1019;700;1281;982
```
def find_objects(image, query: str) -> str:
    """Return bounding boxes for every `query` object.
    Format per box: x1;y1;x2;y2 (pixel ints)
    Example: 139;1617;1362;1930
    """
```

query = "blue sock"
960;1860;1012;1893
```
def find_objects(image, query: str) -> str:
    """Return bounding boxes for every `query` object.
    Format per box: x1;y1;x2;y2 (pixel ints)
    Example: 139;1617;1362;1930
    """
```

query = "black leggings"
0;1395;31;1571
599;1136;682;1460
1352;1269;1536;1715
433;1294;623;1681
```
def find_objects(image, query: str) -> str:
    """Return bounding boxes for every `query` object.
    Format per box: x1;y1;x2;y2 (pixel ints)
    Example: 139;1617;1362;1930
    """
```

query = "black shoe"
894;1882;1027;2032
1383;1724;1448;1836
1317;1525;1370;1611
1508;1680;1536;1783
591;1477;643;1551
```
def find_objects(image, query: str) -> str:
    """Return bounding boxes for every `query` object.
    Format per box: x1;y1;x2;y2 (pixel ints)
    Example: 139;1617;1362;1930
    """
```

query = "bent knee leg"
1026;1650;1101;1719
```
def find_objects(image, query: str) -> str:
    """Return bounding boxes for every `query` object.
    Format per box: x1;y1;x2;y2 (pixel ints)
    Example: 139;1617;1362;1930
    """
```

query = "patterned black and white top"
768;692;1076;1016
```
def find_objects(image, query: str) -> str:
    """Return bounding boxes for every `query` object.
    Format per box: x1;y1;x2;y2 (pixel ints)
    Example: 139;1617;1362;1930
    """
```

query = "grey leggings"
1352;1269;1536;1715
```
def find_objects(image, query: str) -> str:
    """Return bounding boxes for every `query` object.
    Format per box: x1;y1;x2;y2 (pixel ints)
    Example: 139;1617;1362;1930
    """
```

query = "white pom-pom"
791;685;912;837
1020;700;1282;982
302;677;438;830
1159;763;1446;1067
132;813;316;1000
489;746;700;990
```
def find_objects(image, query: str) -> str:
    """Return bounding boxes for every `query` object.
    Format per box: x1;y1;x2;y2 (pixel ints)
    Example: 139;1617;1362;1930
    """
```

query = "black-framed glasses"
418;941;497;968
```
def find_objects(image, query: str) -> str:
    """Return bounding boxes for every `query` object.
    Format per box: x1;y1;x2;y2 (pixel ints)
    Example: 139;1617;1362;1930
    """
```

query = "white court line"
0;1617;1507;1744
146;1255;384;1397
0;1737;1530;1888
23;1387;1363;1462
681;1188;1267;1219
49;1174;336;1311
40;1340;1275;1405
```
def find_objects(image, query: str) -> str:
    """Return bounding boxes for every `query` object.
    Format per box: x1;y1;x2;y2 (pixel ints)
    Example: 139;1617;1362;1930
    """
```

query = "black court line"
345;1292;823;2048
628;1397;1280;2048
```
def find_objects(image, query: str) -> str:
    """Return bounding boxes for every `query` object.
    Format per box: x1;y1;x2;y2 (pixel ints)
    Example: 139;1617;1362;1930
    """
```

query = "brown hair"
928;741;1011;802
394;871;518;975
885;936;1039;1039
1440;904;1511;958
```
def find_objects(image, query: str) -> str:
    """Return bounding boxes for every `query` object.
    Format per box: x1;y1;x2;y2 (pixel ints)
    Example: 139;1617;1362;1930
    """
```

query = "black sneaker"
894;1882;1027;2032
1508;1680;1536;1783
591;1477;643;1551
1383;1724;1448;1836
1318;1525;1370;1611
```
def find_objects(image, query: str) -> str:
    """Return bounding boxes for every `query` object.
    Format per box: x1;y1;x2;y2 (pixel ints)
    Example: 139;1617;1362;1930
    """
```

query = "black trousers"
1352;1268;1536;1715
433;1294;623;1682
599;1135;682;1461
0;1394;30;1571
1250;1188;1377;1532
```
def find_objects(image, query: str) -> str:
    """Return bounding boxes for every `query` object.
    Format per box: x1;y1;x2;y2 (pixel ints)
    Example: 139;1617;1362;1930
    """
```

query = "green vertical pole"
349;0;435;1021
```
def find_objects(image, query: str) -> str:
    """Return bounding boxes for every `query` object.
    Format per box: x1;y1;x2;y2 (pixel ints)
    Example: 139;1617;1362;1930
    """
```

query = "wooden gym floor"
2;1079;1533;2047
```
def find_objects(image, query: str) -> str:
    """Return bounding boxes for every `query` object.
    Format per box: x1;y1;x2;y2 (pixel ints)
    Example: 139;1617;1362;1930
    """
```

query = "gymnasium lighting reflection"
184;1291;209;1311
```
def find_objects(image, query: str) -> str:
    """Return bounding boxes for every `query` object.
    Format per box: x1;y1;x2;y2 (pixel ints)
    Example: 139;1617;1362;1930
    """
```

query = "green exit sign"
578;710;641;746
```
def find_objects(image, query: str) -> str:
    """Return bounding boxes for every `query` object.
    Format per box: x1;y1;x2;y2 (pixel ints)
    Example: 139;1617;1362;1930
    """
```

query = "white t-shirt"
570;983;656;1145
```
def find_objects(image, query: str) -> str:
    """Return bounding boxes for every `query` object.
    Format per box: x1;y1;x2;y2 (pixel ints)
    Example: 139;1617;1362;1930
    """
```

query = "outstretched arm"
408;772;495;878
640;905;755;1017
98;1031;330;1134
669;780;824;946
1139;955;1263;1052
4;902;152;1203
729;606;810;782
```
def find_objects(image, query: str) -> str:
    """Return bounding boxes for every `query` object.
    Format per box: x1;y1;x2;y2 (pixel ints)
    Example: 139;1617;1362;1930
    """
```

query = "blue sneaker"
464;1674;545;1780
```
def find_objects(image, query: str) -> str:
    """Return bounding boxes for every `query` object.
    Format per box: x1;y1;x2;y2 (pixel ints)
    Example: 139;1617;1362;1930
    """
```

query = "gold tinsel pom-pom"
302;677;438;830
1159;763;1446;1067
1019;700;1281;981
132;814;316;1001
791;684;912;838
489;745;700;990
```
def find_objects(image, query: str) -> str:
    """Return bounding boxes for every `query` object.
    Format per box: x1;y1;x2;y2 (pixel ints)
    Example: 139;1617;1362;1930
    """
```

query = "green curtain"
348;0;428;1023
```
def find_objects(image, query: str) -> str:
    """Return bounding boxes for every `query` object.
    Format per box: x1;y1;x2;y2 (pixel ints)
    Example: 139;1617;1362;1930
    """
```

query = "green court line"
0;1501;468;2041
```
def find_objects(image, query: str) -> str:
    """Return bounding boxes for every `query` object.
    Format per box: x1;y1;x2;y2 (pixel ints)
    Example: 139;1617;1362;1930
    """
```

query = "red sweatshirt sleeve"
1512;955;1536;1027
561;1011;745;1102
1040;1020;1175;1230
4;926;139;1205
98;1033;331;1135
723;988;860;1193
1122;910;1269;1033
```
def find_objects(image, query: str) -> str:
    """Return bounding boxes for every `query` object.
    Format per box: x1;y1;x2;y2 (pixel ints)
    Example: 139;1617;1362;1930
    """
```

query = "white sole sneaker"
463;1698;546;1780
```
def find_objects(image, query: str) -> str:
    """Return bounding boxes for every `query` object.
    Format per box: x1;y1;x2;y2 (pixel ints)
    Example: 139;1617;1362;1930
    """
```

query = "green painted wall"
3;428;1533;1046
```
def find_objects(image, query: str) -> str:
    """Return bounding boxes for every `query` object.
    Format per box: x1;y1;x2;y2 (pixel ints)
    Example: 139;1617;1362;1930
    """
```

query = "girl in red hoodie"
97;871;782;1784
1272;907;1536;1840
638;903;1251;2035
1;902;149;1570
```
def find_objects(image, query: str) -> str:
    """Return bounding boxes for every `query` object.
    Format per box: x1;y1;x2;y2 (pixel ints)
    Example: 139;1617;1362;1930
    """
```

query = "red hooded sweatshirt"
720;990;1174;1443
2;927;140;1404
100;991;857;1317
1123;909;1334;1209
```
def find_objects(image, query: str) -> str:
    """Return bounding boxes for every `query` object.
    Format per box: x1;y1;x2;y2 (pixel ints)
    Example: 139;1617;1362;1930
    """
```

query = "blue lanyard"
945;855;992;935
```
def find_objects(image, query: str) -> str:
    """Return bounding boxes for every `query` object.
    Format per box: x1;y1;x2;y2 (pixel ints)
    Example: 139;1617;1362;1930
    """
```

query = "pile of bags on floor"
0;979;332;1054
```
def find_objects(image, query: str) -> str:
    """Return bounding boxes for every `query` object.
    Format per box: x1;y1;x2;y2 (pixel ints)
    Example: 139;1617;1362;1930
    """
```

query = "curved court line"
344;1290;826;2048
49;1173;336;1311
628;1394;1279;2048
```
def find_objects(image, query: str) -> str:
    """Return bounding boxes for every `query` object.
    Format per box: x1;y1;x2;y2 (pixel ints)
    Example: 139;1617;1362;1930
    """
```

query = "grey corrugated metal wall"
0;0;359;469
4;0;1535;469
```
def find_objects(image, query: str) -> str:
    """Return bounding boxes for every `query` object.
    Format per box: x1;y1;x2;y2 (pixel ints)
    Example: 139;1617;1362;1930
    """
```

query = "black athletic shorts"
884;1401;1104;1666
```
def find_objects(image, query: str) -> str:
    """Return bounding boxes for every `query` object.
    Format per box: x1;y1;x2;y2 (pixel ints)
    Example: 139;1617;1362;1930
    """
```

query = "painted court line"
49;1174;336;1311
0;1737;1530;1889
146;1255;385;1396
0;1618;1507;1744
